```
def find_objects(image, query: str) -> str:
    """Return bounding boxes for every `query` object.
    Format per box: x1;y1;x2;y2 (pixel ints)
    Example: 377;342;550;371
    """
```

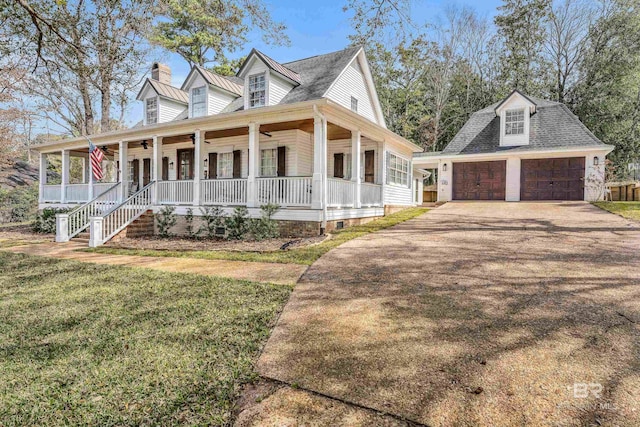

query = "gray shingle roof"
441;97;606;155
250;49;302;84
146;78;189;104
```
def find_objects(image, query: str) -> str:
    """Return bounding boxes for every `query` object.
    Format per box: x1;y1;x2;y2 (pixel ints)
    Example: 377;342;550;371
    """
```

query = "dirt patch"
0;224;53;247
105;235;328;252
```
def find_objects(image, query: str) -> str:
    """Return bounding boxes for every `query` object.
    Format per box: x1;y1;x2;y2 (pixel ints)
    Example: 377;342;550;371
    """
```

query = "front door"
143;158;151;186
177;148;194;180
364;150;375;183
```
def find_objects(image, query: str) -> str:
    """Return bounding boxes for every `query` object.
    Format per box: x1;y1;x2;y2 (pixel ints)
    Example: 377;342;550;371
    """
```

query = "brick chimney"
151;62;171;85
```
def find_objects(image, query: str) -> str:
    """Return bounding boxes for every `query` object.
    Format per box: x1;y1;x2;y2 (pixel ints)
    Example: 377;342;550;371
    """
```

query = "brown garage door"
520;157;585;201
452;161;506;200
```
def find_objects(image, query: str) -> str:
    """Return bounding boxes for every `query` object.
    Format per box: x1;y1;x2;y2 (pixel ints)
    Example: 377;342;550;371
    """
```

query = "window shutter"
277;146;286;177
116;161;120;182
162;157;169;181
132;159;140;185
208;152;218;179
334;153;344;178
233;150;241;178
385;151;390;185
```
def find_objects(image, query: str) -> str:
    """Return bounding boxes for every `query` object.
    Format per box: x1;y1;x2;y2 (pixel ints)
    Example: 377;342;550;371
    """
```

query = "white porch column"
152;136;161;204
312;114;327;210
379;141;386;205
351;130;362;208
38;152;47;203
61;149;69;203
247;122;259;208
119;140;128;201
505;157;521;202
193;130;202;206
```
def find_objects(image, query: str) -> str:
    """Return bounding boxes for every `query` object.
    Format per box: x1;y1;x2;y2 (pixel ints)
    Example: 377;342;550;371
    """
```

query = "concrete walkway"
252;202;640;426
2;241;306;285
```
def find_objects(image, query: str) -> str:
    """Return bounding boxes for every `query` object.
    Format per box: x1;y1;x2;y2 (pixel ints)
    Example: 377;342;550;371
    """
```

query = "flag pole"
86;136;94;200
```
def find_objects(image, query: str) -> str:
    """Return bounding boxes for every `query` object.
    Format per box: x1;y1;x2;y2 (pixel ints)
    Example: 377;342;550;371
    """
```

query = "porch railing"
98;182;155;246
158;180;194;204
327;178;356;207
42;185;61;202
65;184;88;202
257;176;312;206
361;183;383;206
201;179;247;205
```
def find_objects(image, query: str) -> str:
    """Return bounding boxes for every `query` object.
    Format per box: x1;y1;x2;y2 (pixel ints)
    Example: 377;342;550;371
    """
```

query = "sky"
50;0;504;132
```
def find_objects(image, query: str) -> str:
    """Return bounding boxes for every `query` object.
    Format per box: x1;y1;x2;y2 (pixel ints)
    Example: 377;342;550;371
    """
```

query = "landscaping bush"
156;206;177;237
251;203;280;240
199;206;225;238
184;208;200;239
32;207;69;234
225;206;250;240
0;185;38;223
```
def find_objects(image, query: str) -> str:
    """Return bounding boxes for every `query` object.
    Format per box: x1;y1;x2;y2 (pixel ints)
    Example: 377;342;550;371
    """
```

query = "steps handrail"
99;181;155;218
67;182;120;215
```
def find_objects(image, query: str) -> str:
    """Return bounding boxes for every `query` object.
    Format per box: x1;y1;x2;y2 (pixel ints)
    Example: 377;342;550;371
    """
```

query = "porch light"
204;159;208;166
141;140;149;150
442;163;447;172
169;161;174;170
594;157;599;166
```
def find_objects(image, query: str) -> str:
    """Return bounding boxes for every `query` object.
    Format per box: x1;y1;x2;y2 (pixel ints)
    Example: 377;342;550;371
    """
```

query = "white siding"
296;130;313;176
326;137;379;181
382;141;415;206
326;58;378;124
208;87;237;115
269;74;294;105
159;99;186;123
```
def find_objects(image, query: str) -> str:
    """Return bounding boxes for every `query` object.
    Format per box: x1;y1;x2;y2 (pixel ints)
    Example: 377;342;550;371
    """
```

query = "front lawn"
83;207;429;265
0;252;292;426
593;201;640;221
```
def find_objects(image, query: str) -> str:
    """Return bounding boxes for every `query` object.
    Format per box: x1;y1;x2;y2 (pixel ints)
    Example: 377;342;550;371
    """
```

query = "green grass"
82;208;429;265
0;252;292;426
593;201;640;221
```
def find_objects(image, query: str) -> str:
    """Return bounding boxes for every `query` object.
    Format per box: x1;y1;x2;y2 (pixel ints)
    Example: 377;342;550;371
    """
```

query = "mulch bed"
105;235;329;252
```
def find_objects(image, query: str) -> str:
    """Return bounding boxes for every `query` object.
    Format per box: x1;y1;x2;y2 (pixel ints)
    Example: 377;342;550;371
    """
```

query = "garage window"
505;109;525;135
387;153;409;186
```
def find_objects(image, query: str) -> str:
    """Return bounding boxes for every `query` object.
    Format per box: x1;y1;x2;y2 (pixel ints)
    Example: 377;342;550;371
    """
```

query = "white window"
351;96;358;112
248;73;266;108
345;153;352;179
505;109;525;135
218;152;233;178
146;97;157;124
260;148;277;176
387;153;409;186
191;86;207;117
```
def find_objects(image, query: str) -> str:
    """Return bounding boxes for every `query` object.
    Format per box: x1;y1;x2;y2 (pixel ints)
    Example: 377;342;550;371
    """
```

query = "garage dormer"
236;49;301;110
495;90;537;147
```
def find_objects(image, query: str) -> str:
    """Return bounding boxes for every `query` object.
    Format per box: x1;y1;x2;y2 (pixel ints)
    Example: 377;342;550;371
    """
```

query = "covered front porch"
39;112;386;212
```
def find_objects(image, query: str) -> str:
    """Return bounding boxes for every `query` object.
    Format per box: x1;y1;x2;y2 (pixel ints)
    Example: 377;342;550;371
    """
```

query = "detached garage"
414;90;614;202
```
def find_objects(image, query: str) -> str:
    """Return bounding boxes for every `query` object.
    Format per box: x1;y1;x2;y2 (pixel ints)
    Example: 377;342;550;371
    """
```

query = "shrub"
199;206;225;238
251;203;280;240
157;206;177;238
225;206;250;240
0;185;39;223
184;208;200;239
32;207;70;234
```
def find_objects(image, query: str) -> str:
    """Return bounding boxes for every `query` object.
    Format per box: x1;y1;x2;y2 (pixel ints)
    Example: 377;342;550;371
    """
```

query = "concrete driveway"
252;202;640;426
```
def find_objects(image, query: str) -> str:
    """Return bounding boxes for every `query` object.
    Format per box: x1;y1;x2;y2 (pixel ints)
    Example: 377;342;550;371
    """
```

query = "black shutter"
277;146;286;177
334;153;344;178
365;150;375;183
116;161;120;182
132;159;140;185
162;157;169;181
233;150;241;178
208;152;218;179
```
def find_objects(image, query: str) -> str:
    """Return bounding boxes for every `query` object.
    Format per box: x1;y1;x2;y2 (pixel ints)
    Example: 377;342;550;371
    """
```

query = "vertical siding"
325;58;379;124
269;74;294;105
159;99;187;123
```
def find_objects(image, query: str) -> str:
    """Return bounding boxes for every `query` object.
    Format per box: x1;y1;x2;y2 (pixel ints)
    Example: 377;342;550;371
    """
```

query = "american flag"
88;138;104;181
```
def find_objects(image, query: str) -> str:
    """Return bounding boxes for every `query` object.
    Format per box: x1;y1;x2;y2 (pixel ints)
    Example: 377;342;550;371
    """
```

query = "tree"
2;0;157;135
151;0;289;67
344;0;414;46
494;0;552;95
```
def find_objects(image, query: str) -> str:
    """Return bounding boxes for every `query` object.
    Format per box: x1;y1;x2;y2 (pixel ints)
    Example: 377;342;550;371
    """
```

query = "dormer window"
351;96;358;112
248;73;266;108
146;97;157;125
505;109;525;135
191;86;207;117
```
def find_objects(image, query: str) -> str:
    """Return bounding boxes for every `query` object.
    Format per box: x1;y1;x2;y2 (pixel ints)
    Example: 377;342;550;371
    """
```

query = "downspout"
313;105;328;232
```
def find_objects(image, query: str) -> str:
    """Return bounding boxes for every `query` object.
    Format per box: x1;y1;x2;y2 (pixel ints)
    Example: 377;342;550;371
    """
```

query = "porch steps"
72;231;90;244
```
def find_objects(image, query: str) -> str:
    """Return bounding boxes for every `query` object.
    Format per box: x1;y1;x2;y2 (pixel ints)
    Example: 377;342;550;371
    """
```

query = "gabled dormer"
136;63;188;125
181;66;243;118
236;49;301;110
495;90;537;147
